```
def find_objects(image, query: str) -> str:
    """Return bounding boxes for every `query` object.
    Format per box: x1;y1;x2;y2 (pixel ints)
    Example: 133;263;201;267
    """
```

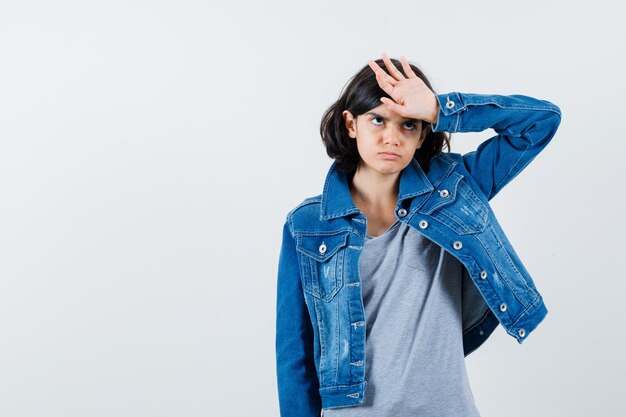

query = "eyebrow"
364;112;419;123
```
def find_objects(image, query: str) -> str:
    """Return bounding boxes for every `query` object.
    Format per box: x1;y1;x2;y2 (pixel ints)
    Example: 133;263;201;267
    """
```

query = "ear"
342;110;357;139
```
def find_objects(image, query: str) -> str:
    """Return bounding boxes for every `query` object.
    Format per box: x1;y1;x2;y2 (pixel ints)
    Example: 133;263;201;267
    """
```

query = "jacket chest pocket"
418;172;488;235
295;231;348;302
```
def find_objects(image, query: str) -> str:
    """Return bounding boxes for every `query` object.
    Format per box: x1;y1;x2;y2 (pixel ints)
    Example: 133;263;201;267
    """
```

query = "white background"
1;1;624;416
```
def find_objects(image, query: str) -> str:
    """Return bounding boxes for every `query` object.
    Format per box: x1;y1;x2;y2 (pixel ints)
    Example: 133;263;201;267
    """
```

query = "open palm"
368;53;440;124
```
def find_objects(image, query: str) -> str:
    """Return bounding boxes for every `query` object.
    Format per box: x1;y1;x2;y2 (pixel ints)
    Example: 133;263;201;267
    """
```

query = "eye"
369;117;417;131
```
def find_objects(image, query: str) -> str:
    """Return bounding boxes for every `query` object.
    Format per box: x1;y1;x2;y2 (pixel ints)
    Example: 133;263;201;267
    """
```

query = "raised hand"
368;53;440;125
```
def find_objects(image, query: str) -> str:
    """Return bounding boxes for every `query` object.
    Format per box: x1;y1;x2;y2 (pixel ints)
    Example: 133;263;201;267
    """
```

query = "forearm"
431;92;562;200
431;92;561;138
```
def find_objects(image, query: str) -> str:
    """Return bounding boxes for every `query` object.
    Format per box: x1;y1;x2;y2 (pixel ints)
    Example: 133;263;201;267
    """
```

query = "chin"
376;164;405;175
360;157;409;173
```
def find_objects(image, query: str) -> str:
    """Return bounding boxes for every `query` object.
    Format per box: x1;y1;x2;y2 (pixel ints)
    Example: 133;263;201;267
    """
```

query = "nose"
383;126;400;146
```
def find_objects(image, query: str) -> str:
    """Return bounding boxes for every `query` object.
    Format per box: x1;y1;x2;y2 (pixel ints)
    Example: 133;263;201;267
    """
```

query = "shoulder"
286;194;322;217
426;151;466;179
430;151;492;201
431;151;463;165
283;194;322;232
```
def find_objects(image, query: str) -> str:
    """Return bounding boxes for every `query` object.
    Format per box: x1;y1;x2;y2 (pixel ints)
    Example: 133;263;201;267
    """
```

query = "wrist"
428;97;440;125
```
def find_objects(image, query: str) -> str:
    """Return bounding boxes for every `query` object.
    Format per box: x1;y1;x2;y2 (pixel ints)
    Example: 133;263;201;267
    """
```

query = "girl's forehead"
363;105;419;122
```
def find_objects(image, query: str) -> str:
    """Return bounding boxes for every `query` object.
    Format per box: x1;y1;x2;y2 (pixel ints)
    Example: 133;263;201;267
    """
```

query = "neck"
349;164;399;208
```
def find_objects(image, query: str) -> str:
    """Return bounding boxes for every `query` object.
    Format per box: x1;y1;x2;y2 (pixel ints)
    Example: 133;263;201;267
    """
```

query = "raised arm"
431;92;562;200
275;217;322;417
366;54;562;201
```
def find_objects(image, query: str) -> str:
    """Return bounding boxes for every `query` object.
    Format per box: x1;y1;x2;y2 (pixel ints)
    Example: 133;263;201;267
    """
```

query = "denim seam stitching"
288;198;321;221
464;100;560;113
494;128;534;193
313;296;326;386
495;148;527;194
332;288;340;385
510;295;542;330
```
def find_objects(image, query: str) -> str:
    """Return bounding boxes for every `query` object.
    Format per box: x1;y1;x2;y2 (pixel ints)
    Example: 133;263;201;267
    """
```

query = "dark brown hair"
320;57;450;175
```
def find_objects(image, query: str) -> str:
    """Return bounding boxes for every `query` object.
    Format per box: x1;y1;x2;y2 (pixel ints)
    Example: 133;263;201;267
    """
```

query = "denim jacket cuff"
431;92;465;133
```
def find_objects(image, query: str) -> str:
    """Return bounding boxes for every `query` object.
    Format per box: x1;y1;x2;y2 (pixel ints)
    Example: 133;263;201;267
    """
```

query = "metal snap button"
453;241;463;250
397;208;407;217
418;220;428;229
319;243;327;255
499;303;507;312
518;328;526;337
480;270;488;279
445;98;455;109
439;189;450;198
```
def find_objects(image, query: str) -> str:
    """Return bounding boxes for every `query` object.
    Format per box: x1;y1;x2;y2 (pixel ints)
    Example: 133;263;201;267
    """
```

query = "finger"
369;60;398;87
377;68;398;90
381;52;406;81
400;55;418;79
380;97;405;116
369;60;398;94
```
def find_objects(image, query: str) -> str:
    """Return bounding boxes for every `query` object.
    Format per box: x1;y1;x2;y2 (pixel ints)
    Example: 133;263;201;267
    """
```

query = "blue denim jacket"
275;92;562;416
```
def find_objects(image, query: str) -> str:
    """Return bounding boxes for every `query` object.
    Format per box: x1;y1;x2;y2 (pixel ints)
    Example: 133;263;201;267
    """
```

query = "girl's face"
342;104;429;176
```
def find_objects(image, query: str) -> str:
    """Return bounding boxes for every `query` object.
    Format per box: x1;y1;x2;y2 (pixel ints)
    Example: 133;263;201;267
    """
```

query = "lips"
379;152;401;160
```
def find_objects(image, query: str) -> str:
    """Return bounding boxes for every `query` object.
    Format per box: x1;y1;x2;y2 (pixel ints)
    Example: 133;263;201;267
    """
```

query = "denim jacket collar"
320;157;436;221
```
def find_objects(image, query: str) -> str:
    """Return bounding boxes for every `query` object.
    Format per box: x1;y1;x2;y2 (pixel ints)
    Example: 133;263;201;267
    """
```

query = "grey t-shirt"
324;220;482;417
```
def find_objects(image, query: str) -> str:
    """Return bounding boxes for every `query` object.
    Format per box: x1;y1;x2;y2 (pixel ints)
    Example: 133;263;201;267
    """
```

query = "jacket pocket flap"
419;172;463;214
296;232;349;262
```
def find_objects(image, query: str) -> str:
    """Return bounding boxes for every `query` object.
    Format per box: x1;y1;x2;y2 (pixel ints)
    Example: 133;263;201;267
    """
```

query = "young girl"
275;53;561;417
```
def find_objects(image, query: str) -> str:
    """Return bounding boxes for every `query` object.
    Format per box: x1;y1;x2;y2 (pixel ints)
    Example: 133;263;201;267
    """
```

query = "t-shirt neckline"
366;219;401;241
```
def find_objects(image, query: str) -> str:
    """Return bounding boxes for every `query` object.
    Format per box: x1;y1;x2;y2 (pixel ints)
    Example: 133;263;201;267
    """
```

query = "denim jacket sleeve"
275;217;322;417
431;92;562;201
